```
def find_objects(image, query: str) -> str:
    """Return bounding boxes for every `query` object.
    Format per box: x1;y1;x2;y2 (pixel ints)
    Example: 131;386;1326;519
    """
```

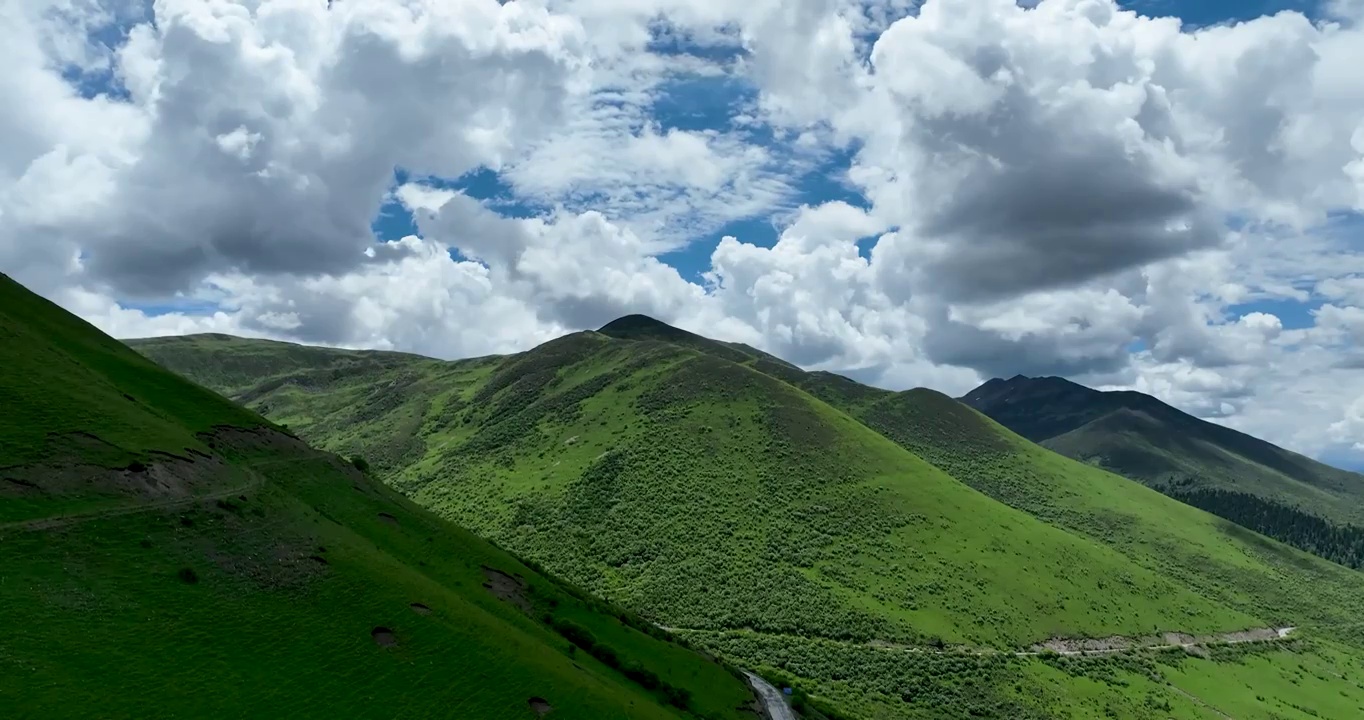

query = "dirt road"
744;671;798;720
1026;626;1298;657
0;479;262;533
663;624;1300;660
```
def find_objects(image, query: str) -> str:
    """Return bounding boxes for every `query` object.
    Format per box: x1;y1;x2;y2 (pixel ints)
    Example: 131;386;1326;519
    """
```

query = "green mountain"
0;274;758;720
130;316;1364;720
961;375;1364;568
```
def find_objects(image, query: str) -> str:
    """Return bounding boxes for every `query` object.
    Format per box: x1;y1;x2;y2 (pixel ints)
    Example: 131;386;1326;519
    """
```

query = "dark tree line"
1165;486;1364;570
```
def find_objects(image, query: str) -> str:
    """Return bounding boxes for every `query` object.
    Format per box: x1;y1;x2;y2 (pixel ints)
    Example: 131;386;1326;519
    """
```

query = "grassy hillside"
961;375;1364;567
136;329;1256;647
0;275;756;720
131;317;1364;720
841;389;1364;631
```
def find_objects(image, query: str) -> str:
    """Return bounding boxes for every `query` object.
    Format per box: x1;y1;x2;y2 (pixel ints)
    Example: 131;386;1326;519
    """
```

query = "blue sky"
362;0;1342;307
121;0;1341;330
21;0;1361;467
1123;0;1322;26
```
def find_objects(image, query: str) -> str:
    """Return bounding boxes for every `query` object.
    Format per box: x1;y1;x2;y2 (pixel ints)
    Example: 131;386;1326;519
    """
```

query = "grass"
130;313;1364;719
683;629;1360;720
841;389;1364;633
962;375;1364;526
0;274;754;720
0;277;263;469
1157;638;1364;719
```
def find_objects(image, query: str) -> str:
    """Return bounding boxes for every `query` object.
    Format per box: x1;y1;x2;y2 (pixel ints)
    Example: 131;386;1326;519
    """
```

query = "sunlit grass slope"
0;275;753;720
960;375;1364;525
845;388;1364;632
138;324;1257;647
131;314;1364;720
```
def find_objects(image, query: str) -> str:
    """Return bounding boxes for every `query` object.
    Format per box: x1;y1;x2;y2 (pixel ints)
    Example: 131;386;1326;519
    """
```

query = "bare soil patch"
1211;628;1278;644
482;565;532;613
372;626;398;647
205;538;330;591
1;447;231;502
1028;626;1295;656
528;697;553;717
1036;635;1133;654
200;425;311;457
201;426;367;482
409;603;431;615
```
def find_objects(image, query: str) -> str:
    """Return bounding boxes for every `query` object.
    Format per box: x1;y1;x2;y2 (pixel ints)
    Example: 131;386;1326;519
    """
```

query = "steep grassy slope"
130;332;498;476
131;318;1364;720
136;330;1258;648
590;322;1364;632
841;389;1364;631
962;375;1364;518
0;276;755;720
961;375;1364;567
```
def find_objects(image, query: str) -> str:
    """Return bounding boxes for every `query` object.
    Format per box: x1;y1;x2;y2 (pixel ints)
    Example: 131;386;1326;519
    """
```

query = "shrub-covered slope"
131;316;1364;720
136;327;1257;647
960;375;1364;567
1;275;754;720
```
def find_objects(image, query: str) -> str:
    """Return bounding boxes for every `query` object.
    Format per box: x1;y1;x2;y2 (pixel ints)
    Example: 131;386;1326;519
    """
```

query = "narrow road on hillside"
1023;626;1298;657
744;671;798;720
0;456;293;536
0;479;263;533
662;625;1299;660
0;453;317;534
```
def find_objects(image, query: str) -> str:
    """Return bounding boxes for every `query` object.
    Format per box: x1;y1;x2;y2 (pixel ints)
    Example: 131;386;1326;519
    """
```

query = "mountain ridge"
961;374;1364;502
1;276;757;720
962;373;1364;568
128;313;1364;719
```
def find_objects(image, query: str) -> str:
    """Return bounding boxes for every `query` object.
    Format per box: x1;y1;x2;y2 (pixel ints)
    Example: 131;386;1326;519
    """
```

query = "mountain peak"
961;374;1094;407
597;314;686;339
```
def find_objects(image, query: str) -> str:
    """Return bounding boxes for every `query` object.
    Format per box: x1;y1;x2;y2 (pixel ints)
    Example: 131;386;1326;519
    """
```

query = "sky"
3;0;1363;471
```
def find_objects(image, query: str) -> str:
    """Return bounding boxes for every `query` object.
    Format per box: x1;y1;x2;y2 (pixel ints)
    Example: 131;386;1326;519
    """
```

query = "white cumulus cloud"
2;0;1364;469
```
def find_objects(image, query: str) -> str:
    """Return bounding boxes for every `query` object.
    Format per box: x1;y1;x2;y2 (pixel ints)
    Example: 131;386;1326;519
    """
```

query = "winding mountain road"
744;671;797;720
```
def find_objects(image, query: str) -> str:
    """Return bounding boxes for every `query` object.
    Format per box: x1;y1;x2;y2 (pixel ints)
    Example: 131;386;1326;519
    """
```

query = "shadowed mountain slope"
961;375;1364;567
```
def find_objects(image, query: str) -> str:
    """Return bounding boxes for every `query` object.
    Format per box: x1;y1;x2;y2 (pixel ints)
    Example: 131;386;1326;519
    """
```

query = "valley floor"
678;627;1364;720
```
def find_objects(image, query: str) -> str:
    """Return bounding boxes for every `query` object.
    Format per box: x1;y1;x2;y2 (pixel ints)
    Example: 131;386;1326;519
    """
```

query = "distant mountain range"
963;375;1364;569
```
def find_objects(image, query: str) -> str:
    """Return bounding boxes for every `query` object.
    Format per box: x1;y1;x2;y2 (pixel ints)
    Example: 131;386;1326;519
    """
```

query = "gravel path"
744;671;798;720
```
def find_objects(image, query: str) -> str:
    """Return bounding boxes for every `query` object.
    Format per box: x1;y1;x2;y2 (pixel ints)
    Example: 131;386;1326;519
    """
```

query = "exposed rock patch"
378;512;398;526
1037;635;1133;654
372;627;397;647
1;444;230;502
482;565;532;613
528;697;553;717
1029;626;1296;656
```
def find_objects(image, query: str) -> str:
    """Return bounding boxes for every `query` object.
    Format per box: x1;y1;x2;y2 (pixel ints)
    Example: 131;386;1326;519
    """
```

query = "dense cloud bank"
3;0;1362;466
